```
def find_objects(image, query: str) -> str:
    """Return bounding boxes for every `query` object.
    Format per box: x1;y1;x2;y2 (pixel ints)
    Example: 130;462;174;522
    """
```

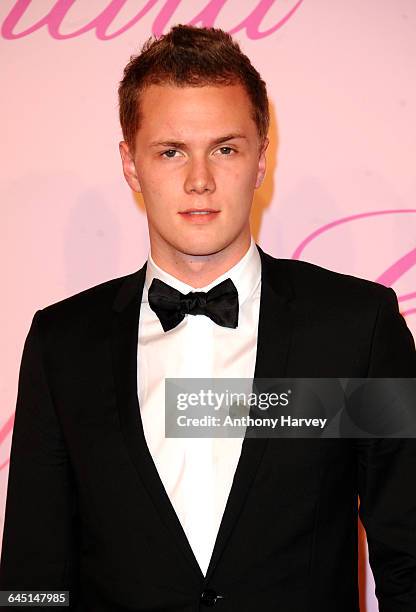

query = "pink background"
1;1;415;609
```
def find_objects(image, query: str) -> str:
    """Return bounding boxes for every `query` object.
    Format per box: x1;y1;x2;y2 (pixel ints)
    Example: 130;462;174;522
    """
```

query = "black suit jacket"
1;244;415;611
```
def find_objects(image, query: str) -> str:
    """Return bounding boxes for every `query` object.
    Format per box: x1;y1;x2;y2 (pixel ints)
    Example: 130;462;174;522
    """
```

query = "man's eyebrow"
149;134;247;148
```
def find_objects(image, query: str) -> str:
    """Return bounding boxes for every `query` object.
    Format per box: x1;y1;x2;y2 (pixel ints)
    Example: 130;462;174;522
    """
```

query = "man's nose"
184;157;216;194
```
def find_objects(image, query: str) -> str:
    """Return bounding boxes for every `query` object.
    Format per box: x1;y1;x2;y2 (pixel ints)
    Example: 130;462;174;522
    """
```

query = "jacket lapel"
204;245;295;582
111;262;204;580
110;244;295;583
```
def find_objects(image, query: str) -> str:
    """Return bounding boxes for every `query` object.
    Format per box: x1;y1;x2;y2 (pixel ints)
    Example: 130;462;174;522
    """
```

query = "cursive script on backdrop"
292;209;416;319
1;0;305;40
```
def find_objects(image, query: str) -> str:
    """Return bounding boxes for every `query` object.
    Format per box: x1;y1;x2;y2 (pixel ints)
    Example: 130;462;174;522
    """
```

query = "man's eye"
161;149;179;158
218;146;235;155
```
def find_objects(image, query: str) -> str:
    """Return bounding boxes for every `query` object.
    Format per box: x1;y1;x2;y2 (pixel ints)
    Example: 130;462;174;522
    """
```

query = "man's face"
120;82;268;260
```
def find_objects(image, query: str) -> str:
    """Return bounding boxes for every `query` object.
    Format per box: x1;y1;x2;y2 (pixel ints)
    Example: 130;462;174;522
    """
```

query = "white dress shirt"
137;236;261;576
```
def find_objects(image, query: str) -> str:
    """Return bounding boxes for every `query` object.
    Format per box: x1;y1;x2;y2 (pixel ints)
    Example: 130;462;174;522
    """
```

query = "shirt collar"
143;236;261;307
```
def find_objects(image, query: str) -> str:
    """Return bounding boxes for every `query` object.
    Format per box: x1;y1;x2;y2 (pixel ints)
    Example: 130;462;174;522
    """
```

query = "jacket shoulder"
34;268;142;332
268;255;391;302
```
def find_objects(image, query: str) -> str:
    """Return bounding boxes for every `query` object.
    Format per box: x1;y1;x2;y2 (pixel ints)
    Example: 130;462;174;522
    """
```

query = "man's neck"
149;236;252;288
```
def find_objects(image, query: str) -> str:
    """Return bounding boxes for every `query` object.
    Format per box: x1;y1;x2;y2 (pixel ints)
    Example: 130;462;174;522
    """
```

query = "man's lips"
179;208;219;214
178;209;220;222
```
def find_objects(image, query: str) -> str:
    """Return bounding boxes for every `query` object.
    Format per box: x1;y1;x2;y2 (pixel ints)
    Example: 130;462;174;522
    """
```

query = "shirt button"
200;588;223;606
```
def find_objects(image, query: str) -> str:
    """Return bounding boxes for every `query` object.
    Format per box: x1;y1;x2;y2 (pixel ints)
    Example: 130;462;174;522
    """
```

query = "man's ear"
255;137;269;189
119;141;142;193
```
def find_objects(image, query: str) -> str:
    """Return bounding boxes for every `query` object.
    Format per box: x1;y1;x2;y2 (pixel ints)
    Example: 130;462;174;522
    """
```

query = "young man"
1;25;415;612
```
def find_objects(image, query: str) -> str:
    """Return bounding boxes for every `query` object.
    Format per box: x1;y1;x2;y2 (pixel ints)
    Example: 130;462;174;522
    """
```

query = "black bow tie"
148;277;239;332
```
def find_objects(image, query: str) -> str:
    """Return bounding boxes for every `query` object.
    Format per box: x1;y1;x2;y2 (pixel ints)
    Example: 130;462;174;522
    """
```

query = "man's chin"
172;239;229;258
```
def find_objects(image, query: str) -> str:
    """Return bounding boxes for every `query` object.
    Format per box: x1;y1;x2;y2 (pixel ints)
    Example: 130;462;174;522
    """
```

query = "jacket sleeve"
0;310;80;607
357;287;416;612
